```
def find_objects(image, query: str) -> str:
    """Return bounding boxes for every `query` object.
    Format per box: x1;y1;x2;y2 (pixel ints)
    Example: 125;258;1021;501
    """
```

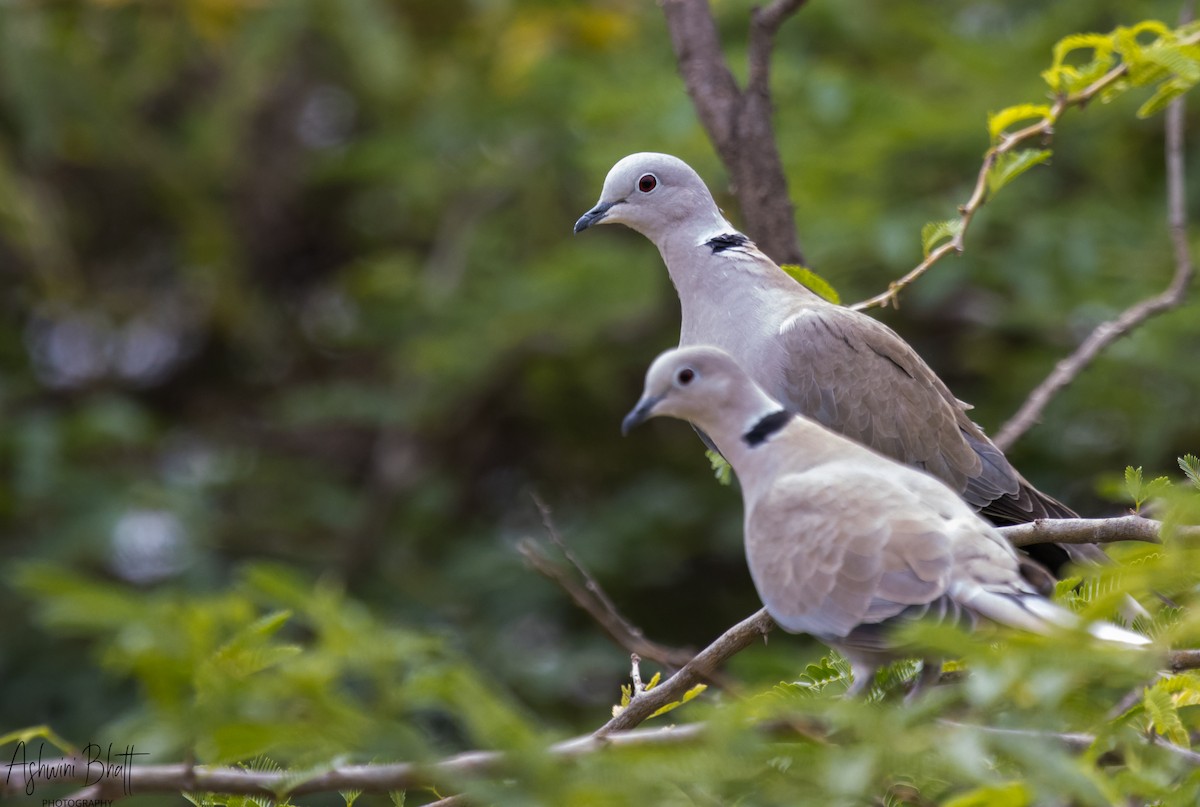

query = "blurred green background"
2;0;1198;777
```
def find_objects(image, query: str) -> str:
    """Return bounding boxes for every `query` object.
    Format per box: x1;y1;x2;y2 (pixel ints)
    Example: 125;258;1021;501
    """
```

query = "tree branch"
850;27;1200;313
747;0;809;98
594;608;776;736
998;515;1200;547
994;69;1195;449
1170;648;1200;671
662;0;741;147
35;725;714;802
662;0;806;264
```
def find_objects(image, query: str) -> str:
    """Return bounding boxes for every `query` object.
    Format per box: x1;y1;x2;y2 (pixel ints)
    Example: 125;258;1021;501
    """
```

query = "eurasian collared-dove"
622;346;1151;692
576;152;1093;574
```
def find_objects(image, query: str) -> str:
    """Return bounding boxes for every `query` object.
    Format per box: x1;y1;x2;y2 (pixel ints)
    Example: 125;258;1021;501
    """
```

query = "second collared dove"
622;346;1151;693
576;153;1097;575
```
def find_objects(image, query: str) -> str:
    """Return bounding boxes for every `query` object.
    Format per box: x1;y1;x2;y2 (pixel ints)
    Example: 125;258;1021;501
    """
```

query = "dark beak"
574;200;618;234
621;395;661;435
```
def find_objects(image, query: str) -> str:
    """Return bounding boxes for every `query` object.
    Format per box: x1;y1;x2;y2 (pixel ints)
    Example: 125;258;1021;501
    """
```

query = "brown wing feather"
773;304;1082;538
774;305;995;495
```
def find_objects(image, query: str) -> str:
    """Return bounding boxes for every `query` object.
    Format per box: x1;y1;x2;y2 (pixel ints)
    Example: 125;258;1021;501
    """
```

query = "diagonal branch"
517;494;700;673
517;537;698;672
594;608;776;736
994;84;1194;449
851;27;1200;313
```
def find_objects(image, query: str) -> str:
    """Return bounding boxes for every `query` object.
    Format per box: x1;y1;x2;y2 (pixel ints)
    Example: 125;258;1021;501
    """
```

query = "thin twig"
995;57;1195;449
530;494;645;645
516;539;701;673
937;720;1096;753
517;494;700;673
999;515;1200;547
851;28;1200;312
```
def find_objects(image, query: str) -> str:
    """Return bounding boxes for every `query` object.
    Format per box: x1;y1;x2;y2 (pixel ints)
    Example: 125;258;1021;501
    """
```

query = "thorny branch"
851;27;1200;313
994;75;1195;449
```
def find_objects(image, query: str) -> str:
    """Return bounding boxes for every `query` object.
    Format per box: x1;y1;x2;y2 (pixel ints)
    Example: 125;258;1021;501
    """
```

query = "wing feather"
773;303;1081;537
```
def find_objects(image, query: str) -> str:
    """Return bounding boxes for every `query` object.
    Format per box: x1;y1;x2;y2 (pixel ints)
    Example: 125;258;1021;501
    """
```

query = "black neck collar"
742;409;793;447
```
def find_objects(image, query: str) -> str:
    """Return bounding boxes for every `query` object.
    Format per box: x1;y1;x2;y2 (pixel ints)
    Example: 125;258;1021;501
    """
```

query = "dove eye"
676;368;695;385
637;174;658;193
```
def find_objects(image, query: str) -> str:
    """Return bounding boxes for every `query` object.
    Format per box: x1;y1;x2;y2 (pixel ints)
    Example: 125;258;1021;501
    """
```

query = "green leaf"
0;725;75;755
1144;683;1190;746
799;655;852;688
1053;575;1084;596
1125;465;1144;508
1042;32;1115;94
920;218;964;257
781;264;840;304
1142;42;1200;82
987;149;1052;194
987;104;1052;141
1146;475;1173;501
648;683;708;718
706;449;733;486
389;792;406;807
1155;672;1200;707
1136;77;1192;118
943;781;1032;807
1178;454;1200;489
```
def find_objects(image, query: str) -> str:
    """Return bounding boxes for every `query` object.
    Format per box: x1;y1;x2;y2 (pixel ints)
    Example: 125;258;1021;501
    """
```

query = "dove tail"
954;585;1152;646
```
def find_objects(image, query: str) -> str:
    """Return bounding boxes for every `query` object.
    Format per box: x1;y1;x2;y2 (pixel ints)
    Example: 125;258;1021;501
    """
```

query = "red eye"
677;368;694;385
638;174;657;193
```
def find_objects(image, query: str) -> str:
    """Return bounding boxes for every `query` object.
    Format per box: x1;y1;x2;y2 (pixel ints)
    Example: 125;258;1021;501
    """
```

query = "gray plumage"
576;152;1095;573
622;346;1150;691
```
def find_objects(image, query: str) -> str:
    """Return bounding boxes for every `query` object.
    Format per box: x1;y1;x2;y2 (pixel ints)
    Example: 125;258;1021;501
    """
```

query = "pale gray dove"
577;152;1096;576
622;346;1151;693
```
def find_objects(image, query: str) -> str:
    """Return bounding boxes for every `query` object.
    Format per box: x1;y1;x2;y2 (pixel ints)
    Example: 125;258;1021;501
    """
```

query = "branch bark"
998;515;1200;547
662;0;807;265
41;725;713;802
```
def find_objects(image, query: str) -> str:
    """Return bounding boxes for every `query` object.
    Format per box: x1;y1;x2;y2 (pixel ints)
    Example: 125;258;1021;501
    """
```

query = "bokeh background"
3;0;1198;774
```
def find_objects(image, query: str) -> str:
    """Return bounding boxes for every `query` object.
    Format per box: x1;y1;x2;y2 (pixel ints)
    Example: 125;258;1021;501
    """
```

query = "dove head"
622;346;782;441
574;153;730;244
